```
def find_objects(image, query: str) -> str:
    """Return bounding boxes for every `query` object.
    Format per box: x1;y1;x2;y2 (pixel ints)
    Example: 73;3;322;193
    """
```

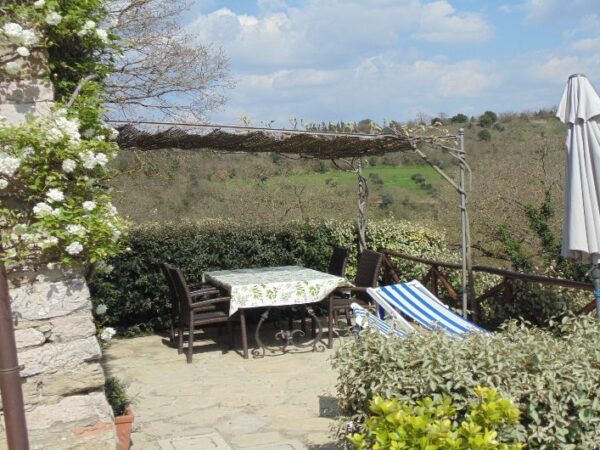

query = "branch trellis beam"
110;120;458;160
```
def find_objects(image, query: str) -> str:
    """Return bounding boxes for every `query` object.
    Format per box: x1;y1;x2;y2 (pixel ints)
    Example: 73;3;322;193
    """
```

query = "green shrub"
333;315;600;448
90;219;448;333
105;377;130;416
368;172;384;186
479;111;498;128
451;113;469;123
478;129;492;141
348;387;524;450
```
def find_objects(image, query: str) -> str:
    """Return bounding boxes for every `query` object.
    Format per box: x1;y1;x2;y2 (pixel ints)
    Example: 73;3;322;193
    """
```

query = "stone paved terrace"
104;328;344;449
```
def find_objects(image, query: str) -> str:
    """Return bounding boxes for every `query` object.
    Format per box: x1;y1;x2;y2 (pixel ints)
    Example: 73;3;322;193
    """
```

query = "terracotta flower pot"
114;406;134;450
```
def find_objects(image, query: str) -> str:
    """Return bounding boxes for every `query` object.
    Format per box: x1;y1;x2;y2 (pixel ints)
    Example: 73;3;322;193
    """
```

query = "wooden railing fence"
379;249;596;317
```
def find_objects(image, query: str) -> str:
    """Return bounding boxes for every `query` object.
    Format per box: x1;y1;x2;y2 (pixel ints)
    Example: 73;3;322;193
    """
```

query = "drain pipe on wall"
0;261;30;449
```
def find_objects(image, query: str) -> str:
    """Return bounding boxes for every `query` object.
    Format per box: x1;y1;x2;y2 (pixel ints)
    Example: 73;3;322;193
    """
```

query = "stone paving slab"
157;431;231;449
104;328;343;449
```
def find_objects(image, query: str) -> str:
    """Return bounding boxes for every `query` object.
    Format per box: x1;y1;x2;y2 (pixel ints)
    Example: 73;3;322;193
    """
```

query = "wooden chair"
168;265;236;363
160;262;220;344
328;247;350;277
327;249;383;348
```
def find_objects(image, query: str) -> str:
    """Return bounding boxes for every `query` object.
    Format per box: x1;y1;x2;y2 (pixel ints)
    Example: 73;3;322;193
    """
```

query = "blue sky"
186;0;600;126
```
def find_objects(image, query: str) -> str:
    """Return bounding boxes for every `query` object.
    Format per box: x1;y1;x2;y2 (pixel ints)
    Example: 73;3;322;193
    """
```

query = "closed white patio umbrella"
557;74;600;317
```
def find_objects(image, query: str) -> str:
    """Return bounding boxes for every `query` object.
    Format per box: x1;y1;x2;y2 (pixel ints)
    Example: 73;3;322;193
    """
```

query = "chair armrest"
191;296;230;309
334;286;369;294
190;287;221;297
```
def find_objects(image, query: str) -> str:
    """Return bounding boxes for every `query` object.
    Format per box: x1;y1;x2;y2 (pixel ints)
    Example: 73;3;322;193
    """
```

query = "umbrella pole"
591;265;600;320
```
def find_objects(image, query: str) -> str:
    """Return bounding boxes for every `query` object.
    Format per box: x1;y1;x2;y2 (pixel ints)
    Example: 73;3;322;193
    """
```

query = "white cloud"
416;1;493;42
571;37;600;52
188;1;492;69
522;0;600;23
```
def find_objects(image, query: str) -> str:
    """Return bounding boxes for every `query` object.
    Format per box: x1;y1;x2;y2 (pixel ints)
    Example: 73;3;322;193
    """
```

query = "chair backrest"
328;247;350;277
160;262;177;303
371;280;489;336
353;250;383;300
168;266;193;316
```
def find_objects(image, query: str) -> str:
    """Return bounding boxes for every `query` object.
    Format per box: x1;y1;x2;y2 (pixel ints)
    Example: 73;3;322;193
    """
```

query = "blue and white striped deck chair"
367;280;490;337
350;303;408;338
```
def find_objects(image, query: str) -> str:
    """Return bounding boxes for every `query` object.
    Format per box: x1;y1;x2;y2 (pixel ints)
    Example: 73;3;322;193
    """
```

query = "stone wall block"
49;310;97;343
9;272;91;321
15;393;115;450
11;362;107;408
15;327;46;349
19;336;102;378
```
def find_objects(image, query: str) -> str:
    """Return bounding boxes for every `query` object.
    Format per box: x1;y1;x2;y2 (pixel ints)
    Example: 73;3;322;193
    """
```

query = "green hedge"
333;316;600;448
89;219;448;334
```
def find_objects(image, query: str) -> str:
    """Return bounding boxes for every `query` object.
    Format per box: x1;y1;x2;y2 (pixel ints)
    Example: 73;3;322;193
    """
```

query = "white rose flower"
62;159;76;173
42;236;59;247
20;29;38;46
33;202;53;217
46;188;65;203
82;201;96;211
16;46;30;57
107;202;118;215
95;28;109;43
0;153;21;176
100;327;116;341
54;116;80;144
12;224;27;235
5;62;21;76
95;304;108;315
45;12;62;26
0;179;7;189
66;224;86;236
50;207;62;217
46;262;56;270
54;108;68;117
82;128;95;139
65;241;83;255
34;0;45;7
95;153;108;167
84;20;96;29
108;128;119;140
2;23;23;44
79;151;98;169
46;127;63;143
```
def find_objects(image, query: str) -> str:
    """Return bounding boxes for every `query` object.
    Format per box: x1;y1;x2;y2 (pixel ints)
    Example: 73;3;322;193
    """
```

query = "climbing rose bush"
0;108;125;268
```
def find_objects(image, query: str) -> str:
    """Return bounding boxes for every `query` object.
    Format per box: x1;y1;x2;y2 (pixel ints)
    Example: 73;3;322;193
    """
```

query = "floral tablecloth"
204;266;349;316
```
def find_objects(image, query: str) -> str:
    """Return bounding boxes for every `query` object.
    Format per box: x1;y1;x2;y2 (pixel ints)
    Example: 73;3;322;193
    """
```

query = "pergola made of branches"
110;120;474;317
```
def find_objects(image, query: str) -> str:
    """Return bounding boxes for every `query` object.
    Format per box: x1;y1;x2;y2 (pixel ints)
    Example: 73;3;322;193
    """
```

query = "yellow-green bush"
349;387;524;450
90;219;447;333
333;316;600;448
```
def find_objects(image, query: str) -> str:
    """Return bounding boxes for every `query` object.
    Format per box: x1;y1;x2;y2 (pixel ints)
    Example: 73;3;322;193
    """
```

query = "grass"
230;164;442;196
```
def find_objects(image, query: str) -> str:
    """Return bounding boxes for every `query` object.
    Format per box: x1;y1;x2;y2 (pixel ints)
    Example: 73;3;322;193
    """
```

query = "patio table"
204;266;348;358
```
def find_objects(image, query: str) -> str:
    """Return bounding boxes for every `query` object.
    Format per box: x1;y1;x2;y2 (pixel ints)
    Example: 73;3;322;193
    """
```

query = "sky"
185;0;600;126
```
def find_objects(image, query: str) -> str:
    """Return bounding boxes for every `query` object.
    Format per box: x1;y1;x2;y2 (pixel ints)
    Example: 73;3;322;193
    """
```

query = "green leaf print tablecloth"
204;266;349;316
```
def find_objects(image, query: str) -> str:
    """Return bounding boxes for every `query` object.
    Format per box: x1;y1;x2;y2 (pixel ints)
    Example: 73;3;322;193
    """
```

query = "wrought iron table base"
251;306;325;358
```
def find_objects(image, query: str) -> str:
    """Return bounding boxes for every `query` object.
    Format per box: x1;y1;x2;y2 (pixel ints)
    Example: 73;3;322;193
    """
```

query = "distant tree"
106;0;234;120
450;113;468;123
479;110;498;128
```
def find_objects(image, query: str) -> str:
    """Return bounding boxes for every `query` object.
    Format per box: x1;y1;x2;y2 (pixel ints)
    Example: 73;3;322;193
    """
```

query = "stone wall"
1;38;116;449
0;270;116;450
0;44;53;125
